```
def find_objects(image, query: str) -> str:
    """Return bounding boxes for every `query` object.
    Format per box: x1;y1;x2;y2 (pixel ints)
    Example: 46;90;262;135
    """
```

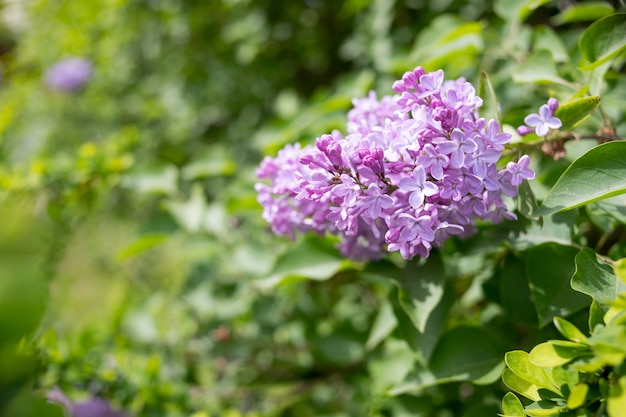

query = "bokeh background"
0;0;624;416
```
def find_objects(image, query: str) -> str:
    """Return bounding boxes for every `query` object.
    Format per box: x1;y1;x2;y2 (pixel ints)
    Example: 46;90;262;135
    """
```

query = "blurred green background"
0;0;623;416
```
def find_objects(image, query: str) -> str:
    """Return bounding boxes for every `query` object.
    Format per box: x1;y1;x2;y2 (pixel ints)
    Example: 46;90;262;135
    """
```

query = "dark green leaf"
536;141;626;216
554;95;601;131
526;243;591;326
396;254;446;333
571;247;626;312
579;12;626;70
428;325;503;385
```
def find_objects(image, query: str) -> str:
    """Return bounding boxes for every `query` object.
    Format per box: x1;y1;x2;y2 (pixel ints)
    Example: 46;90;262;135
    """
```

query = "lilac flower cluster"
256;66;535;261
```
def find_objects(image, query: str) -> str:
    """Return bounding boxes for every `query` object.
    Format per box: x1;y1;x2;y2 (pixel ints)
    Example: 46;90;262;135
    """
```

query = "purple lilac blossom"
256;66;535;260
47;388;129;417
45;57;93;92
518;98;562;136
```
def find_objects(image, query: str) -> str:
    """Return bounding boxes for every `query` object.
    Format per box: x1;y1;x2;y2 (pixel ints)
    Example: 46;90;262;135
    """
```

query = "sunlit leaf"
502;392;526;417
567;383;589;409
505;350;560;394
614;258;626;284
502;368;542;401
536;142;626;216
524;401;566;416
552;2;614;25
608;375;626;416
528;340;590;367
553;316;589;344
579;12;626;70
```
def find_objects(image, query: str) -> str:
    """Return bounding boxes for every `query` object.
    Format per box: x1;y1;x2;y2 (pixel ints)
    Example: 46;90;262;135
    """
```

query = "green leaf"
116;233;168;260
524;401;566;416
427;325;504;385
494;0;552;22
567;383;589;409
365;298;398;350
533;25;569;62
608;375;626;417
398;16;483;74
516;173;541;222
495;254;539;325
525;243;591;327
502;368;542;401
548;365;579;394
552;2;614;25
505;350;560;394
536;141;626;216
571;247;626;312
614;258;626;284
502;392;526;417
528;340;590;367
553;316;589;344
255;235;345;288
579;12;626;70
554;95;601;131
512;50;571;86
479;71;499;122
395;254;446;333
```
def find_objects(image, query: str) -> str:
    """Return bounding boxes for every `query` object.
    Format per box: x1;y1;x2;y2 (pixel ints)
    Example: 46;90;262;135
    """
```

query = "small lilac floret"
521;99;562;136
256;66;535;260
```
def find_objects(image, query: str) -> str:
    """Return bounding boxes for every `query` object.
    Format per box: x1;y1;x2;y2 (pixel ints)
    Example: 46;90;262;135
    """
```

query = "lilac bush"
256;66;539;261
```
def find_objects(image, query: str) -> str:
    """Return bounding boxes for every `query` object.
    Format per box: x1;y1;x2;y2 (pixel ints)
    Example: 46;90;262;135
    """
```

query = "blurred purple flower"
45;57;93;92
47;388;129;417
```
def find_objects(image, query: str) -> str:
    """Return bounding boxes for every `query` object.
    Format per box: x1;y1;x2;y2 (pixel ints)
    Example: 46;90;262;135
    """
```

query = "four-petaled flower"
523;100;562;136
398;166;438;208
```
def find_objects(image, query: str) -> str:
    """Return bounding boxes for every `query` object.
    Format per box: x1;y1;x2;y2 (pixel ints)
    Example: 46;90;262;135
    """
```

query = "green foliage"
537;142;626;216
0;1;624;416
